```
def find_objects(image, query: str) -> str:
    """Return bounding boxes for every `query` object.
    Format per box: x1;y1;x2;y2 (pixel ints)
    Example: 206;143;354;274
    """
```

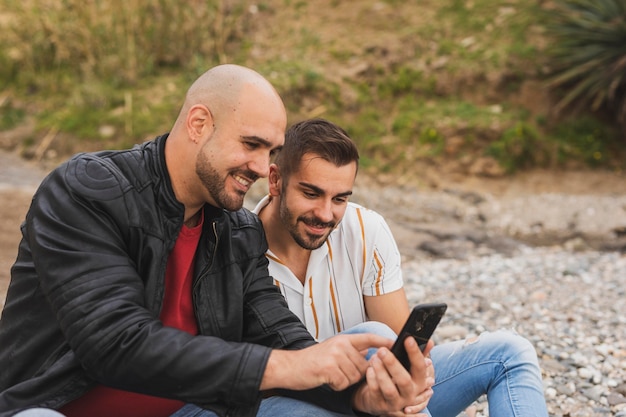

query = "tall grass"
0;0;623;173
0;0;251;145
0;0;250;88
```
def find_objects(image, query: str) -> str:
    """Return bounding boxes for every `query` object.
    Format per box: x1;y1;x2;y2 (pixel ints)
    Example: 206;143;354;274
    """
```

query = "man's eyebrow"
299;182;353;198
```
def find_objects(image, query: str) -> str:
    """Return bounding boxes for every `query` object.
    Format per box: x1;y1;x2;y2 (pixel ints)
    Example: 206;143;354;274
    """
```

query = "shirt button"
305;297;313;306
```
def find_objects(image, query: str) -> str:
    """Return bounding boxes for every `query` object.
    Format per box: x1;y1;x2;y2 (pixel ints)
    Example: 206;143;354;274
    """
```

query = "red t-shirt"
61;213;203;417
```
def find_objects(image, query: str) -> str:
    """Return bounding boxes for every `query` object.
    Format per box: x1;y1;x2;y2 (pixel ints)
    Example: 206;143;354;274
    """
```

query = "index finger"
343;333;395;351
405;336;428;375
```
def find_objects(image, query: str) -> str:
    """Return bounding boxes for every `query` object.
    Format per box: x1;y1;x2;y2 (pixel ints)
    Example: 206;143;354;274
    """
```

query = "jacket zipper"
193;220;219;292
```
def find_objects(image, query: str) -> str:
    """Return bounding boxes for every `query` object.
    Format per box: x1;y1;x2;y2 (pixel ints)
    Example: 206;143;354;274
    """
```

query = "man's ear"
186;104;214;143
268;164;282;196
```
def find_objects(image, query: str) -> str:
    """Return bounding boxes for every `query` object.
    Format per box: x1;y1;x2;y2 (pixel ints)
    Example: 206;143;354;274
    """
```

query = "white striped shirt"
253;196;403;341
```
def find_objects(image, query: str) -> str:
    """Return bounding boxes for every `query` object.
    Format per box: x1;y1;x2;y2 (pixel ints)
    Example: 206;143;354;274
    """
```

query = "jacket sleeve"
234;215;362;415
240;245;317;349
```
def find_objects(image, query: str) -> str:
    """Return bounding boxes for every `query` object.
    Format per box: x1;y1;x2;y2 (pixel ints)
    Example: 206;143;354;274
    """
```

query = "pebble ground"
403;247;626;417
3;150;626;416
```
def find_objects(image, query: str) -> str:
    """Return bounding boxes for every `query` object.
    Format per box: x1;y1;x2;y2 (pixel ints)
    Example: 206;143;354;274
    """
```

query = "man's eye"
244;141;259;150
304;192;317;198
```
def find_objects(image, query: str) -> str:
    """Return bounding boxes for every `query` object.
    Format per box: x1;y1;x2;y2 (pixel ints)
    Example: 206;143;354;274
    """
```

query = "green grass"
0;98;25;130
0;0;624;175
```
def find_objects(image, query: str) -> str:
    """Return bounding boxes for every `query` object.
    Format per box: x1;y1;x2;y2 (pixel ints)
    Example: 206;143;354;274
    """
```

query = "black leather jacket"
0;135;355;417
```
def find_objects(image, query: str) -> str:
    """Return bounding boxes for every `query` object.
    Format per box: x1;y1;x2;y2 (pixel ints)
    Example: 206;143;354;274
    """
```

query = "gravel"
403;248;626;417
3;150;626;416
346;178;626;417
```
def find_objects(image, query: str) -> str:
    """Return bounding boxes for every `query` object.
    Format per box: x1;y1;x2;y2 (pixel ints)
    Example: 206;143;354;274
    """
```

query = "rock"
468;156;505;177
608;392;626;406
436;325;469;340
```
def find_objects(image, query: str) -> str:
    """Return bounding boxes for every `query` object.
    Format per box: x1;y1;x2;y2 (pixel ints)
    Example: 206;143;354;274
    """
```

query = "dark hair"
275;118;359;182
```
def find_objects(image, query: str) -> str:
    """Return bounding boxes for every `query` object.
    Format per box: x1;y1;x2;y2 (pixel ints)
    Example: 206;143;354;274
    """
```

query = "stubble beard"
196;151;246;212
279;196;334;250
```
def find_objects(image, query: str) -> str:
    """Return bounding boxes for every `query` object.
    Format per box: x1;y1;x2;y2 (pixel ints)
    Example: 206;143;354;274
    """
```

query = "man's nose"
248;152;271;178
313;199;334;223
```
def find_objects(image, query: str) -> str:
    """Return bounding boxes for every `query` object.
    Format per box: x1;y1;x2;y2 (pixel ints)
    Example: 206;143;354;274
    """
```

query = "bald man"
0;65;430;417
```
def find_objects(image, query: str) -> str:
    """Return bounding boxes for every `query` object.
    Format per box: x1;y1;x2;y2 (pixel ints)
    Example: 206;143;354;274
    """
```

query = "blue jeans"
169;323;395;417
170;324;548;417
428;329;548;417
10;401;350;417
170;323;547;417
16;325;547;417
171;396;353;417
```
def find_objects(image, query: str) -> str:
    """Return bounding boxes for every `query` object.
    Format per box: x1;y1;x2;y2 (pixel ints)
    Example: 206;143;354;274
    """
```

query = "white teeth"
234;175;250;186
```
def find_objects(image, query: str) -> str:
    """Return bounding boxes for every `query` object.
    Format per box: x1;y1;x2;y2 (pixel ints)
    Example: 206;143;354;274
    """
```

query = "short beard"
196;147;246;211
279;196;335;250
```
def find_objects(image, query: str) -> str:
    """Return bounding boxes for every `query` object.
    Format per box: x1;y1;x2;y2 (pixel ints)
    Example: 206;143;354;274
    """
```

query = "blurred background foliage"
0;0;624;179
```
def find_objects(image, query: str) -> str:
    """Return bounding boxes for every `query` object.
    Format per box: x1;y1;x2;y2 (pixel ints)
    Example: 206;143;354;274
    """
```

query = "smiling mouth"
306;225;326;234
233;174;253;189
302;220;334;235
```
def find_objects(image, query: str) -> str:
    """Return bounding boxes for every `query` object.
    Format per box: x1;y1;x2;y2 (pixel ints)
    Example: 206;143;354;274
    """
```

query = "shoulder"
34;153;120;205
52;147;150;201
226;207;263;230
224;207;268;255
341;202;388;232
331;203;397;253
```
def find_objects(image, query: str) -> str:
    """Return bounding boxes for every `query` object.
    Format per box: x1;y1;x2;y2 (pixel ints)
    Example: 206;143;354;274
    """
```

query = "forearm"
261;333;396;415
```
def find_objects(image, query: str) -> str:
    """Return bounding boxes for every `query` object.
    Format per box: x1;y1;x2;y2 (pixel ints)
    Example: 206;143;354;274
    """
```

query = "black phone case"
390;302;447;370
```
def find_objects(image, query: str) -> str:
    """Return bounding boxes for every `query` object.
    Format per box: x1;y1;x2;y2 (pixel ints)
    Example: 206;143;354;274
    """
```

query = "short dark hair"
275;118;359;183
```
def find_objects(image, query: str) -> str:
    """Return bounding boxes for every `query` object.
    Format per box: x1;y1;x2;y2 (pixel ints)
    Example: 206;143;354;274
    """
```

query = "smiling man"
254;118;550;417
0;66;431;417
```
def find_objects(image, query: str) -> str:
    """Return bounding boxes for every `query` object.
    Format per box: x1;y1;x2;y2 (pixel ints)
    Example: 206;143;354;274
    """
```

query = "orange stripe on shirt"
309;278;320;340
266;253;285;265
373;250;383;296
356;208;366;284
326;240;333;260
329;278;341;333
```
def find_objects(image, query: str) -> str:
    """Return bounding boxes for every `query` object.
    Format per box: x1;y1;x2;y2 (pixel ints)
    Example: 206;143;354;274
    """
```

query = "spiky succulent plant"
545;0;626;129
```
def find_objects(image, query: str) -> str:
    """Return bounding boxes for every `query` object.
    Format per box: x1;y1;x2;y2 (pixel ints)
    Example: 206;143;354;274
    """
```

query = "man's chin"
303;234;329;250
219;195;245;211
227;202;245;211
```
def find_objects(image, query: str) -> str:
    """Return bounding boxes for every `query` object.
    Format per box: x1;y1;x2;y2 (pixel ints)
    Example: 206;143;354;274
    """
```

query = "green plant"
347;110;387;147
486;122;546;173
418;127;445;156
0;99;26;130
545;0;626;129
550;116;618;167
378;66;424;98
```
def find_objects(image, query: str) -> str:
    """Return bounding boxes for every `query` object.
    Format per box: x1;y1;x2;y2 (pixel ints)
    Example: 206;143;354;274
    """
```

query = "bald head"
165;64;286;216
174;64;285;130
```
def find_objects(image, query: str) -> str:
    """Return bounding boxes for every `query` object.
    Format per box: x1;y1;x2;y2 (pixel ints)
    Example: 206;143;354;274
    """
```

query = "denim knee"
342;321;397;340
341;321;397;360
475;329;540;367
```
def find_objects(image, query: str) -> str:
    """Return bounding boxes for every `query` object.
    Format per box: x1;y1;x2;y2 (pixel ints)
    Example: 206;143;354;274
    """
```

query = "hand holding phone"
390;302;447;370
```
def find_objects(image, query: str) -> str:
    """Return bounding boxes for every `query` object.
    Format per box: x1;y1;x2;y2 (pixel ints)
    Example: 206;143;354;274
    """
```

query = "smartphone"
390;302;447;370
